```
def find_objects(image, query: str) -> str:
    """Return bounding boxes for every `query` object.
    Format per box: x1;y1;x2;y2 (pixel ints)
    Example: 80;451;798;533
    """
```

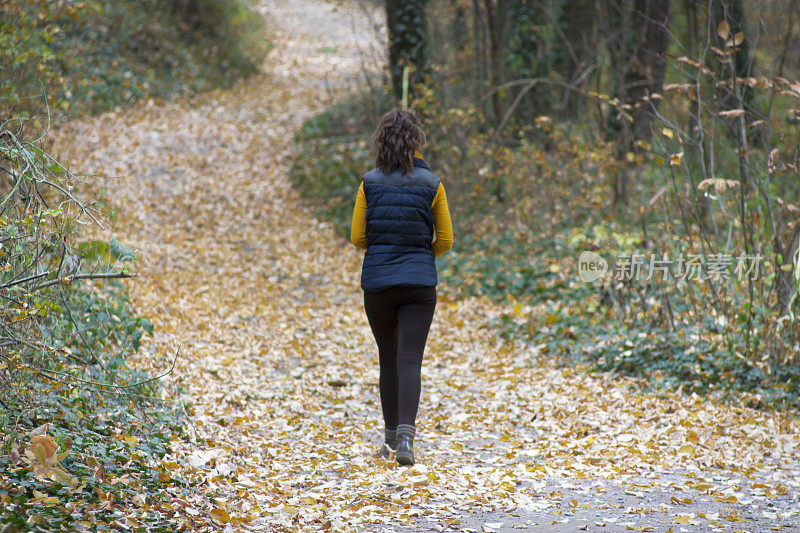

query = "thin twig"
31;270;138;292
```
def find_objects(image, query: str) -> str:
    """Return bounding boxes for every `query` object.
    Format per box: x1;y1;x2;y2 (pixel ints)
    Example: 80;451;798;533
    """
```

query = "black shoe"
396;436;414;466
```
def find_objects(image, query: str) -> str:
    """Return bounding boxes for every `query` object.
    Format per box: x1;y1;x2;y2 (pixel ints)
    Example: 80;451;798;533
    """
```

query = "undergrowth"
0;0;269;525
0;119;186;528
1;0;270;118
290;88;800;411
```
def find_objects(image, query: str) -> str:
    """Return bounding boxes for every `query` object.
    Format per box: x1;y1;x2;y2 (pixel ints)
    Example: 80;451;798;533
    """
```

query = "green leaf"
110;237;136;262
76;239;109;262
140;318;154;335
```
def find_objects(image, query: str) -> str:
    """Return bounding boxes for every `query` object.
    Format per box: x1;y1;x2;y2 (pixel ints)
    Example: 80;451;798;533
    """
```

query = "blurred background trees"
0;0;268;118
294;0;800;406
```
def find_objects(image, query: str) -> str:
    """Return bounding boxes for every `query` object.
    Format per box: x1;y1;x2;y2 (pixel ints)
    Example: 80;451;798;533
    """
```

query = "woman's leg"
363;288;400;432
395;286;437;427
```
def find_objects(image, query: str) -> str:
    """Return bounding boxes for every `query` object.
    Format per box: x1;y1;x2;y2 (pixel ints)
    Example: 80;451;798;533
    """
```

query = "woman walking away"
350;109;454;466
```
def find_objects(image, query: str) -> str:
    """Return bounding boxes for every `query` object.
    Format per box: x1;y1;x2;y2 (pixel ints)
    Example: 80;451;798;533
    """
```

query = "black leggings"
364;285;437;429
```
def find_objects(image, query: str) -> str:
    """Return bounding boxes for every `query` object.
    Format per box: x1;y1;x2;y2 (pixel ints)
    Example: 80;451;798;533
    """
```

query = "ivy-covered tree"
482;0;510;125
502;0;541;123
626;0;671;142
386;0;429;103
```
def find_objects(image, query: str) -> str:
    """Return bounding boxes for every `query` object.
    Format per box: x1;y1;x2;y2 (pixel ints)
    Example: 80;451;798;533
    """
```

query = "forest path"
53;1;799;531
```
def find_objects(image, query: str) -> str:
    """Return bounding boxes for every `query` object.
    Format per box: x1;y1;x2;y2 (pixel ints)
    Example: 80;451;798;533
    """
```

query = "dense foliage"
0;117;186;528
290;0;800;409
0;0;269;527
0;0;269;117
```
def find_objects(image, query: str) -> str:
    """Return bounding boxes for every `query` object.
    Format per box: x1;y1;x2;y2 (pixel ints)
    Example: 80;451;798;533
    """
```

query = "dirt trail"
53;1;800;531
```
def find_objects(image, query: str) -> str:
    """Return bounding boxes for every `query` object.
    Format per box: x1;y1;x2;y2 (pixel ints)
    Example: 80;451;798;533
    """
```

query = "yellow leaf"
677;444;695;456
51;467;79;488
210;508;230;524
30;435;58;463
717;21;730;40
41;496;60;506
31;443;48;466
697;178;740;193
662;127;674;139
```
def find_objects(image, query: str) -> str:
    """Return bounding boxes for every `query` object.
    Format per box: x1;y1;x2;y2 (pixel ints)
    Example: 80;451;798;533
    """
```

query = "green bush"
0;121;182;528
0;0;270;117
169;0;270;73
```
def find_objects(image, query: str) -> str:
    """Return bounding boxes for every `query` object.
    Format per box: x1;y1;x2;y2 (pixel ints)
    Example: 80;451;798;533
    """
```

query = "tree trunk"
386;0;429;103
605;0;671;206
557;0;596;119
710;0;752;112
482;0;509;127
684;0;711;224
626;0;671;142
504;0;541;122
472;0;488;117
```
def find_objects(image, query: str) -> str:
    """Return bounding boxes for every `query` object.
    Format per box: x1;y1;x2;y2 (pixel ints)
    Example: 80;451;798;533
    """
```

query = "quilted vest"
360;158;440;291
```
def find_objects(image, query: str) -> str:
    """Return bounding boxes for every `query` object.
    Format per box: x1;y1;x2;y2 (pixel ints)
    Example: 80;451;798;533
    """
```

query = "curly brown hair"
372;109;426;176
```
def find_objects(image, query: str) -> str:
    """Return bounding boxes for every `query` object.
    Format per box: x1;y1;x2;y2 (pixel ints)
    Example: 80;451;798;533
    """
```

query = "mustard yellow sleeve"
350;182;368;249
431;182;453;257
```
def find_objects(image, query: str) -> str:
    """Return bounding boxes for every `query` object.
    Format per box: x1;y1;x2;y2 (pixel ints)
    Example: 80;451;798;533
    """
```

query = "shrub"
0;117;159;436
0;0;270;117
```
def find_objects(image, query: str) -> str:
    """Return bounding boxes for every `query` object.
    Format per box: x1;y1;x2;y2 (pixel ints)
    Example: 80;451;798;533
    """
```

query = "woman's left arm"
350;182;368;249
431;182;453;257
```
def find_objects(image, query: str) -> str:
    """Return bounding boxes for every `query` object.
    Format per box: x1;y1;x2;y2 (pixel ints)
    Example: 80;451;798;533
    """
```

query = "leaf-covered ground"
52;1;800;531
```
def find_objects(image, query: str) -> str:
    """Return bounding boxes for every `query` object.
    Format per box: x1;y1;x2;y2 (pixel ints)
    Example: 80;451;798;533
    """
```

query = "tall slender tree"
709;0;752;112
503;0;543;123
626;0;671;142
556;0;597;119
605;0;671;204
386;0;429;103
683;0;712;224
482;0;510;125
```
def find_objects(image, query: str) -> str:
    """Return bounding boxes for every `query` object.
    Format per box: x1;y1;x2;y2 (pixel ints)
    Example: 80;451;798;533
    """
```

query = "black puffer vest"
360;158;440;291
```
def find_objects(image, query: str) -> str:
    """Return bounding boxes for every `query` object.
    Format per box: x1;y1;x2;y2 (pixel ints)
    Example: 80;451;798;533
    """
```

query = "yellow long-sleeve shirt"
350;155;453;257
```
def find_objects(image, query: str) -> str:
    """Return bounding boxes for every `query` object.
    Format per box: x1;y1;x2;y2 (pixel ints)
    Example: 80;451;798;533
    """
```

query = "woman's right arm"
350;182;368;249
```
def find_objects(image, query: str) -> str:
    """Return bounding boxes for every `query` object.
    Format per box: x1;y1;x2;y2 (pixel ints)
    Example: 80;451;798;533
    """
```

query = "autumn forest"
1;0;799;531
